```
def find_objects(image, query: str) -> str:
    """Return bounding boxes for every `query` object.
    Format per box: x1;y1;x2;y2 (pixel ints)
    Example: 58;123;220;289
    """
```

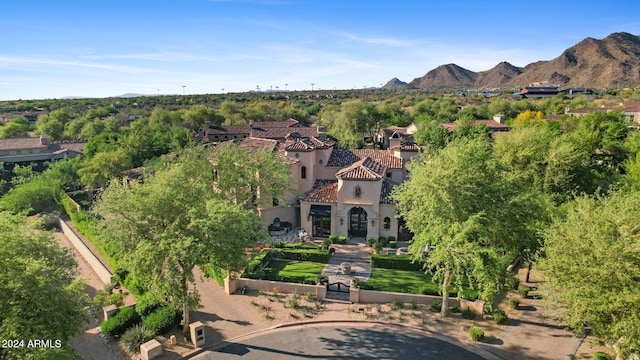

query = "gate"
327;281;350;293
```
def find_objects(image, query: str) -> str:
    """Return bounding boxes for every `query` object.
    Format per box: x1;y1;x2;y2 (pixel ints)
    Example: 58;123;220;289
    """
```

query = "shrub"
408;298;417;309
450;304;461;313
101;306;140;336
390;299;403;310
469;327;484;341
271;249;330;263
142;306;179;335
493;309;508;325
461;307;476;320
370;254;426;271
388;241;397;248
367;238;376;247
338;235;347;244
378;237;387;245
508;297;520;309
508;276;520;290
120;324;154;353
387;236;396;242
328;235;337;243
135;293;164;318
0;177;62;215
518;285;530;298
593;352;613;360
288;292;300;309
429;299;442;312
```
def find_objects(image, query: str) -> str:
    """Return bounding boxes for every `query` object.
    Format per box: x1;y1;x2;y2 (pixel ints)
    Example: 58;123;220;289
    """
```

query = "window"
383;217;391;230
354;185;362;198
301;166;307;179
386;172;392;178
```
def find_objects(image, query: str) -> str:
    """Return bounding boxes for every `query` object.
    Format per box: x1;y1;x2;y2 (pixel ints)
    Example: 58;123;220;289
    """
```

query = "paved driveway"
191;323;497;360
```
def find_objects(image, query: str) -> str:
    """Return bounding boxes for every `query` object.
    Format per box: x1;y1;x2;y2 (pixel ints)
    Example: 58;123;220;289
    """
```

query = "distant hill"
381;78;407;89
391;32;640;90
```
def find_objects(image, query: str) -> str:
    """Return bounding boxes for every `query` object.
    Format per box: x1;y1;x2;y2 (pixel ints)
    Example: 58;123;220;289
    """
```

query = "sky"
1;0;639;101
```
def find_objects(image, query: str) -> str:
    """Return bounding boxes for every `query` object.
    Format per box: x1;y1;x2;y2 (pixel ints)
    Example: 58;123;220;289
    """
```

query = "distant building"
0;136;86;171
440;114;510;137
512;86;560;99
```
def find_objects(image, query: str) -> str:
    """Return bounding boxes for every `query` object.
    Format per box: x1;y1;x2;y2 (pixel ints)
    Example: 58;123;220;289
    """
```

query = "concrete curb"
182;320;502;360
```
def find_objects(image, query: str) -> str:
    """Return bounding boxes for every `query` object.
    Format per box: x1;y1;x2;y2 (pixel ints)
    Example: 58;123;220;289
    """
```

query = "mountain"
407;64;476;89
475;62;523;88
391;32;640;90
381;78;407;89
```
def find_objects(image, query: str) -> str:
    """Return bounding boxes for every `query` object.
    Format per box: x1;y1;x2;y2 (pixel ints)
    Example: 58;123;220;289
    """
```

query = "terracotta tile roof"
400;141;420;151
327;149;403;169
238;137;278;153
440;120;509;132
0;137;47;151
380;179;397;204
304;180;338;203
335;157;386;181
237;137;299;165
251;118;300;128
284;136;335;151
251;126;322;140
205;125;250;135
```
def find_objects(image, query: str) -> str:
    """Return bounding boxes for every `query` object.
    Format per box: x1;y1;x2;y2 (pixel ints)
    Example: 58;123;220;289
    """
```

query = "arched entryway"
349;207;367;238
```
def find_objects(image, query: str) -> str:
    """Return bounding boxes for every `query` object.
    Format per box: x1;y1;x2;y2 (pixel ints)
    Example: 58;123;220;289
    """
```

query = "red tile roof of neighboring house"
251;118;300;128
0;137;47;151
440;120;509;132
400;141;420;151
237;137;299;165
335;157;386;181
284;135;334;151
304;180;338;203
327;149;403;169
205;125;250;135
251;126;322;139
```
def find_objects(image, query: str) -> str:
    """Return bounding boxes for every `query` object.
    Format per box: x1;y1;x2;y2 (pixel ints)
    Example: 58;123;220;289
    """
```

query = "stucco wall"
59;218;114;286
229;278;327;301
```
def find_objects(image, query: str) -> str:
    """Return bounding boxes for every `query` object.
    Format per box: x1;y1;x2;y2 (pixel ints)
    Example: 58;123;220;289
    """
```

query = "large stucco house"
204;120;419;240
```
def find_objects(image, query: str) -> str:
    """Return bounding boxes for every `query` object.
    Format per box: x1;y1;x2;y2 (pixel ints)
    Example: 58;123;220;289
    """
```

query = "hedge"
370;254;426;271
101;306;140;336
338;236;347;244
271;249;330;263
142;306;179;335
245;250;272;274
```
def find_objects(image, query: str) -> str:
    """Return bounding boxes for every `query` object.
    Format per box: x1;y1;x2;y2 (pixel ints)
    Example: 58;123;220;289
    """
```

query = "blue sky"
1;0;639;100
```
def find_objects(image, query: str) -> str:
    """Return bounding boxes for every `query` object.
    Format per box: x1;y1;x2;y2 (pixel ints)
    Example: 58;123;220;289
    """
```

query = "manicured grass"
360;268;479;300
260;260;326;284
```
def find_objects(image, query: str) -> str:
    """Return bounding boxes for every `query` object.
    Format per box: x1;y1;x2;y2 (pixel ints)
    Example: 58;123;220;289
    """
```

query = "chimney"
389;132;401;151
40;135;51;145
493;114;505;124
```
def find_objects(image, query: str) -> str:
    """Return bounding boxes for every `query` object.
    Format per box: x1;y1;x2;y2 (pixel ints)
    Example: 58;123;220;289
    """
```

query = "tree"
210;142;292;209
93;147;264;334
413;120;450;150
0;117;32;138
392;137;546;316
0;213;88;359
539;191;640;358
78;148;132;189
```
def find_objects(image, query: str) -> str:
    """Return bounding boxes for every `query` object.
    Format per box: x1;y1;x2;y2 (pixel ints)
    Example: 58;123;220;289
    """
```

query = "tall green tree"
540;191;640;358
94;148;264;334
0;213;88;359
392;137;546;316
78;148;132;189
210;142;292;209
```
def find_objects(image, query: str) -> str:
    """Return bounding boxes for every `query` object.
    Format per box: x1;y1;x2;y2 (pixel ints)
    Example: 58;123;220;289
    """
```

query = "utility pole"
182;85;186;96
311;83;315;91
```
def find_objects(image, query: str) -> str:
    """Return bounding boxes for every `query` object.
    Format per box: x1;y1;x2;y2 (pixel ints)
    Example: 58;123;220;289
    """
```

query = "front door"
312;216;331;238
349;207;367;238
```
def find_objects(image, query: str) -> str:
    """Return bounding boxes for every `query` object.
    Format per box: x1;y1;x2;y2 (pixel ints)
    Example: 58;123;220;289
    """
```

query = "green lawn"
360;268;479;300
261;260;326;284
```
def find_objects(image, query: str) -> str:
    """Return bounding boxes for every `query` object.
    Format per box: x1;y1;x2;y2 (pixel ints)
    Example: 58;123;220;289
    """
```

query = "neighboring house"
565;102;640;126
376;123;419;149
440;114;510;137
205;120;419;241
0;136;86;171
199;118;324;143
512;86;560;99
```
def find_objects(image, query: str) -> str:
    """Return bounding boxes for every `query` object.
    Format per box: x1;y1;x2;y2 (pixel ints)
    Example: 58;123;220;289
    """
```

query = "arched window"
383;217;391;230
354;185;362;198
301;166;307;179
